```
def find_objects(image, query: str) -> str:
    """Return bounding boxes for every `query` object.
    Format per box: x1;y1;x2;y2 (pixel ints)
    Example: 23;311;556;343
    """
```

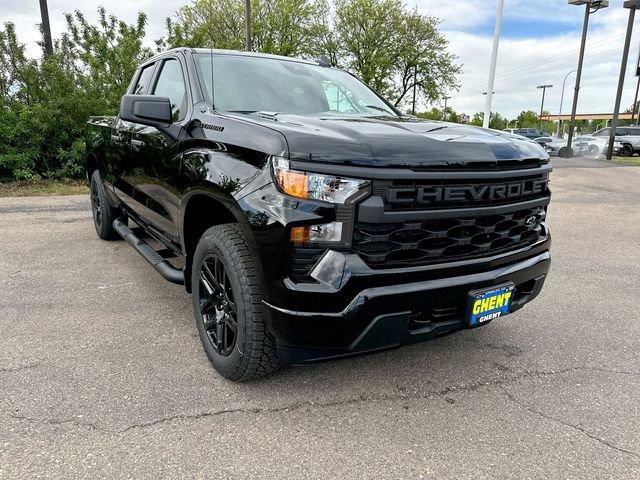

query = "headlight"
272;157;369;204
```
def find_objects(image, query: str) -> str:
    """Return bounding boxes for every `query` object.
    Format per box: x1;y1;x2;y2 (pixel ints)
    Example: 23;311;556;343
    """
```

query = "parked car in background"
533;136;553;147
505;128;549;140
593;127;638;156
544;135;623;157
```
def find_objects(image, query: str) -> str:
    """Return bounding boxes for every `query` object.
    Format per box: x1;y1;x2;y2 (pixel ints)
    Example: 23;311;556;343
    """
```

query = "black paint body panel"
86;48;552;363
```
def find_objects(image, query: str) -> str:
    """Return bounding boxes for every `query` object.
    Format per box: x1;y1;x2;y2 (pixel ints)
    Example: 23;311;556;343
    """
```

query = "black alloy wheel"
199;254;238;356
191;223;278;381
91;181;102;227
90;170;121;240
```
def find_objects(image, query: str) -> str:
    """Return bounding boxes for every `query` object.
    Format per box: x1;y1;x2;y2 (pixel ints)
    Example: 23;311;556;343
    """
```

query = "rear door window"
133;64;155;95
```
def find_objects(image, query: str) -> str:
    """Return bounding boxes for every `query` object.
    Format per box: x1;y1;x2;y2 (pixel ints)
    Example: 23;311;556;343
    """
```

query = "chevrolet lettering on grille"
386;179;549;205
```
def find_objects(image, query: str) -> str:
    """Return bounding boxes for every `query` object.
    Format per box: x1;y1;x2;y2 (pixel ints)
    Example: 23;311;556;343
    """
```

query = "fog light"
290;222;343;245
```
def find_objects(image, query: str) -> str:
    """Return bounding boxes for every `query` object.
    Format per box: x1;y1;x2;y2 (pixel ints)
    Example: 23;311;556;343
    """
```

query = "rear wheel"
192;224;278;381
588;144;600;156
90;170;121;240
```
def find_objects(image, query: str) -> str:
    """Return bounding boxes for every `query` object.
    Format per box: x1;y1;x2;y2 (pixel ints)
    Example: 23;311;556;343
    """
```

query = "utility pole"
537;85;553;130
38;0;53;57
244;0;252;51
607;0;639;160
483;0;505;129
567;0;608;157
412;65;417;115
557;70;577;137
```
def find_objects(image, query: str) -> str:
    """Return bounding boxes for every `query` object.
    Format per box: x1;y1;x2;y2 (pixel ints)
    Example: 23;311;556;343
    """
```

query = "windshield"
195;53;397;117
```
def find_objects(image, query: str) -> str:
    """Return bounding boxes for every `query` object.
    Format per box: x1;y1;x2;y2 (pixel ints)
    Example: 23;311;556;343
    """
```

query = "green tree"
469;112;507;130
515;110;554;133
158;0;329;58
65;8;152;112
417;106;459;123
332;0;459;108
417;107;444;121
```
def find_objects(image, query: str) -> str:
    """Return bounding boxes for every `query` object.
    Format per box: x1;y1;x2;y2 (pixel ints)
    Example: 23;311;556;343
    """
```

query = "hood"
237;113;549;168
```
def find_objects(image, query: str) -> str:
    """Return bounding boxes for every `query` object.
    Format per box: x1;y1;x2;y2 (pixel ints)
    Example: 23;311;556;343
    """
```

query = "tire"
558;147;573;158
90;170;122;240
623;145;634;157
588;144;600;156
191;223;278;381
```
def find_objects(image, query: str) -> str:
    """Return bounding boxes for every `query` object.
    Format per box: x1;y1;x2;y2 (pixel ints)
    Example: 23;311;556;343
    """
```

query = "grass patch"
0;179;89;198
612;157;640;166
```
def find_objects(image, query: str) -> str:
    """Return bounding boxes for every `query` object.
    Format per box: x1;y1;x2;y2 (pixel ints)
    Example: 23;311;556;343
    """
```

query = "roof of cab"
188;48;320;65
144;47;322;67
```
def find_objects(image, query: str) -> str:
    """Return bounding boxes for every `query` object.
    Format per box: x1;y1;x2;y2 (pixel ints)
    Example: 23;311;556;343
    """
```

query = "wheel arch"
85;153;99;182
180;187;260;293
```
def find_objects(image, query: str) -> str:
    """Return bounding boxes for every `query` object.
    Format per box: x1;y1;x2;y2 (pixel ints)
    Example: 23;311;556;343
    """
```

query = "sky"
1;0;639;119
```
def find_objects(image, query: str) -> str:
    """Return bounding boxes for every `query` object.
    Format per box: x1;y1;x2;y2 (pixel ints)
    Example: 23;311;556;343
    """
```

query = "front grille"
374;172;550;211
353;206;546;268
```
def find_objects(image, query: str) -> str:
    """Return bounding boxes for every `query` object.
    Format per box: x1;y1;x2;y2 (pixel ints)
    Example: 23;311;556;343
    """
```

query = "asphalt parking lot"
1;158;639;479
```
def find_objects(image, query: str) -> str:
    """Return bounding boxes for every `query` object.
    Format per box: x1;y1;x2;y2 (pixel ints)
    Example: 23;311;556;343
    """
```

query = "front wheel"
191;224;278;381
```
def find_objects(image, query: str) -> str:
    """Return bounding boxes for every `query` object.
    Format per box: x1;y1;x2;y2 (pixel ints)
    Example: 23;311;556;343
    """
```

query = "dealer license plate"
468;285;514;327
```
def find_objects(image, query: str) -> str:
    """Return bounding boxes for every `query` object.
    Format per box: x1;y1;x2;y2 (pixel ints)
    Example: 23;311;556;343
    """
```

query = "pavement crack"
6;364;636;436
0;362;40;374
6;412;106;433
499;386;640;461
117;367;577;433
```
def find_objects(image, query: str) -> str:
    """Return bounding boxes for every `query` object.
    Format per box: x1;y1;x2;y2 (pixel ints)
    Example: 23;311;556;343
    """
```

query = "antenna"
209;1;215;110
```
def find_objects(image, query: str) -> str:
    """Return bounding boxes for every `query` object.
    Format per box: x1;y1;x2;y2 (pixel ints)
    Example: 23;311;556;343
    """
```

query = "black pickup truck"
86;48;552;381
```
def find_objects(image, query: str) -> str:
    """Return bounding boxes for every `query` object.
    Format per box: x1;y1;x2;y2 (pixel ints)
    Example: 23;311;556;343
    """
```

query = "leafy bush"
0;8;151;181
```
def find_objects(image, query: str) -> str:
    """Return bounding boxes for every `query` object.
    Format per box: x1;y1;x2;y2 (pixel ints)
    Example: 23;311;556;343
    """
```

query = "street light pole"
483;0;505;129
566;1;608;157
557;70;577;137
631;75;640;123
442;96;450;121
607;0;639;160
632;44;640;125
537;84;553;130
244;0;252;51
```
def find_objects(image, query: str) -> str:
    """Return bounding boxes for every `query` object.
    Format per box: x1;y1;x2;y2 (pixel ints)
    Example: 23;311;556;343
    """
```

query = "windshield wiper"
226;110;258;114
365;105;393;114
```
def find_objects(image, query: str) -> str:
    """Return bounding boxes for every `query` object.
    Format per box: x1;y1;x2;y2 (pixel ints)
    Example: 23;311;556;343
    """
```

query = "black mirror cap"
119;95;172;127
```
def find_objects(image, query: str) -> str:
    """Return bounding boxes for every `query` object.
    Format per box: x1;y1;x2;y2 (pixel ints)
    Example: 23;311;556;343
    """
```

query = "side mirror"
119;94;172;128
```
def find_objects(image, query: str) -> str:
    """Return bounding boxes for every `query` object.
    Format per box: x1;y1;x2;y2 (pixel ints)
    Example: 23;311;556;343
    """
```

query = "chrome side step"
113;218;184;285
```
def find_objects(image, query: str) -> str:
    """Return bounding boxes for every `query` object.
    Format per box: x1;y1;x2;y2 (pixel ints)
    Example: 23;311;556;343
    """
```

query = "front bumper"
265;249;550;364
